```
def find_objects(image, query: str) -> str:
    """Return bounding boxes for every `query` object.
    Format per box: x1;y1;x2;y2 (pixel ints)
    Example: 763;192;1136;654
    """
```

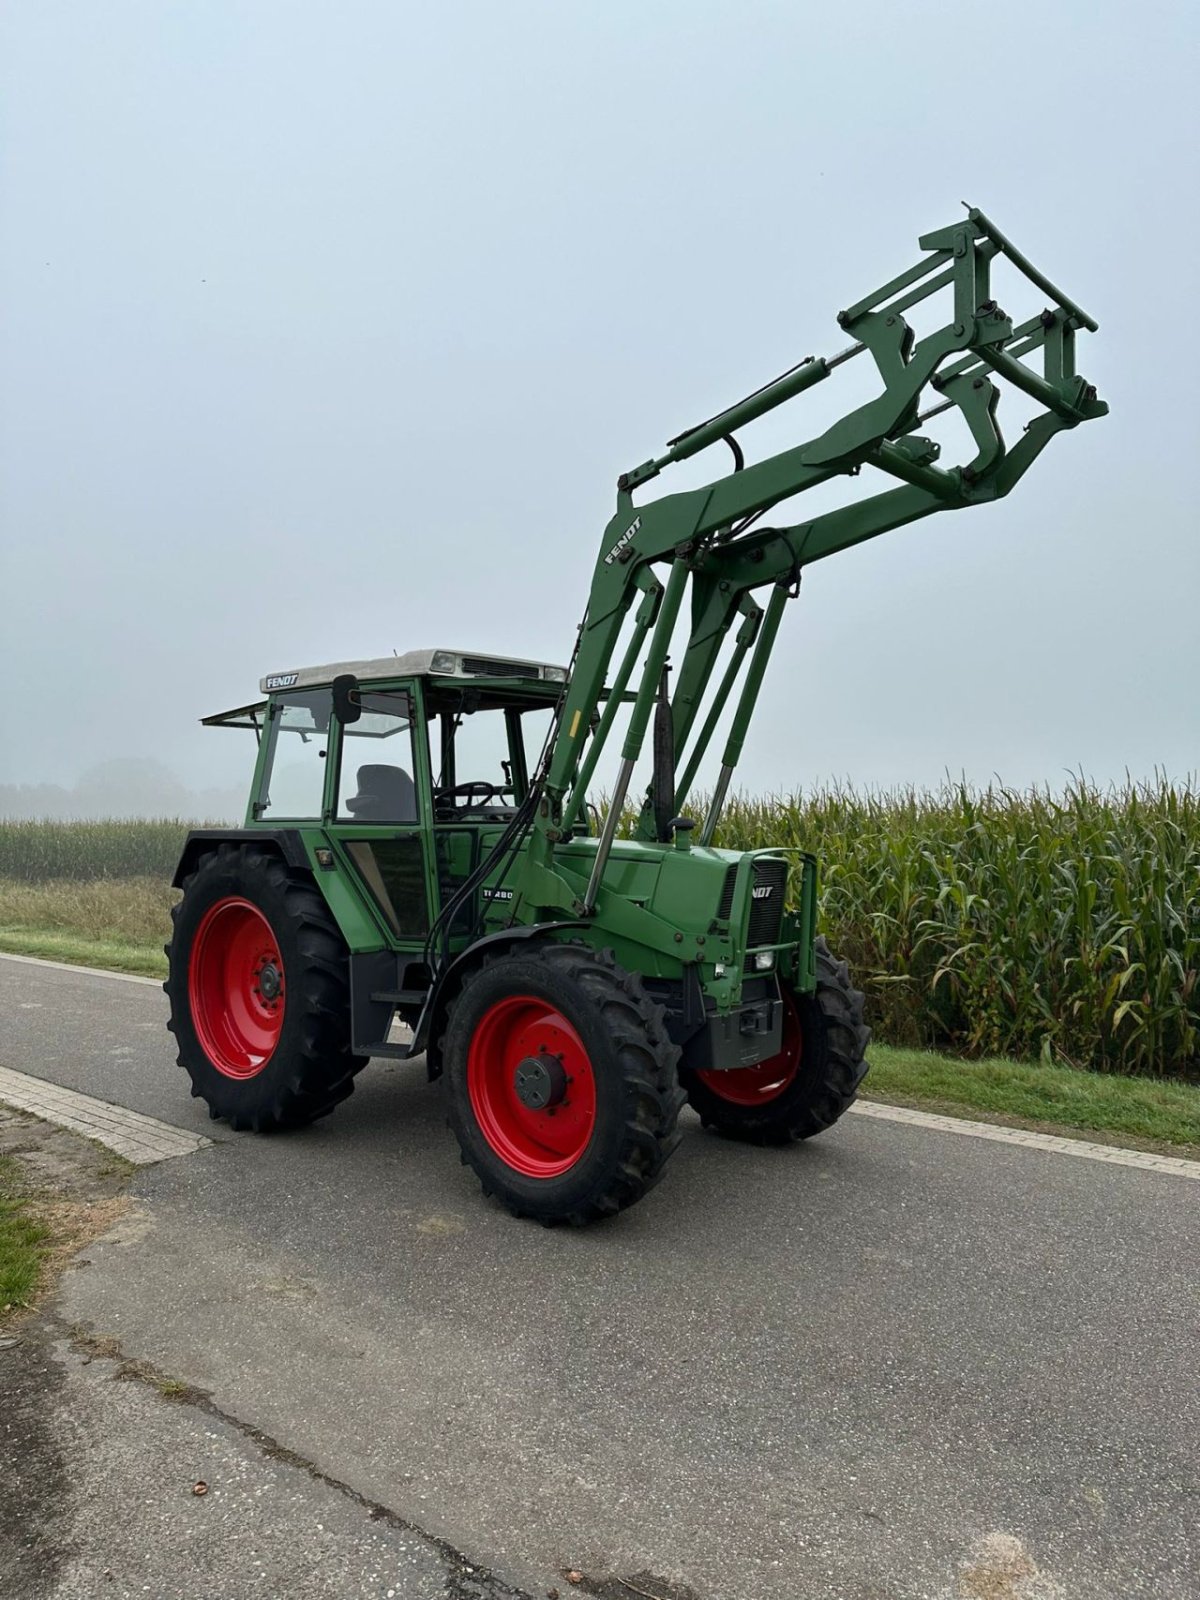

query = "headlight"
754;952;775;971
430;651;457;674
712;962;727;978
543;665;567;683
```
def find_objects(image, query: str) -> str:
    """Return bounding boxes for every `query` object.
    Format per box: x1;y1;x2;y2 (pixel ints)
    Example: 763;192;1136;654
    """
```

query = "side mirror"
331;673;362;725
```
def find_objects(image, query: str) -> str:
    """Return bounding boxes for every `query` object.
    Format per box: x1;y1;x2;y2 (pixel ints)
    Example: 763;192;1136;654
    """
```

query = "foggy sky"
1;1;1196;813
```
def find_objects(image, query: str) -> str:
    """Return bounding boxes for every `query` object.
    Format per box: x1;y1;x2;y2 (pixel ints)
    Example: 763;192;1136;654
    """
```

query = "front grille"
716;864;738;921
460;655;542;679
746;858;787;948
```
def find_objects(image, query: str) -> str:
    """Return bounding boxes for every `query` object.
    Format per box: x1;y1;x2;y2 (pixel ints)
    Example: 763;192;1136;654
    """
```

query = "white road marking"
852;1098;1200;1182
0;951;162;987
5;952;1198;1182
0;1064;209;1165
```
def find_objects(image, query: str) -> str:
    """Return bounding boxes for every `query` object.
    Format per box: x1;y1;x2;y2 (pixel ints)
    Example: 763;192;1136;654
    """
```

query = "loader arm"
517;206;1106;912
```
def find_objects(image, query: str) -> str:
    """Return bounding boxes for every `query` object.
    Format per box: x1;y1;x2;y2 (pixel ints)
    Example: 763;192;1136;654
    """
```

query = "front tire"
443;943;684;1225
682;938;870;1144
166;844;367;1131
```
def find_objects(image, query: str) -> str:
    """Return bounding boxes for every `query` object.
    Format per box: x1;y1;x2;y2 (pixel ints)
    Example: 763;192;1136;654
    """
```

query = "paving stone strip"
0;1064;209;1165
852;1097;1200;1181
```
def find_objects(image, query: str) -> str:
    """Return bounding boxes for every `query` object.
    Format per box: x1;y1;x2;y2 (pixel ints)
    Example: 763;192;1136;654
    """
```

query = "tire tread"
165;845;367;1132
684;936;870;1145
446;942;685;1225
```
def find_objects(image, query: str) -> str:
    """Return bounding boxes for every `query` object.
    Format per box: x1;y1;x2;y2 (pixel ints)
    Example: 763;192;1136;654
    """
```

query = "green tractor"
166;207;1105;1224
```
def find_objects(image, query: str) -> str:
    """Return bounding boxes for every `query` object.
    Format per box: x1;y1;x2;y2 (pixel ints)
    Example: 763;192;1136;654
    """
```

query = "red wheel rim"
466;994;597;1178
696;988;803;1106
188;897;286;1079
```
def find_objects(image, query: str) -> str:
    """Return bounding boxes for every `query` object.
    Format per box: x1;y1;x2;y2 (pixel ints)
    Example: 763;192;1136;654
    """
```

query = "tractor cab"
203;648;567;830
198;646;572;959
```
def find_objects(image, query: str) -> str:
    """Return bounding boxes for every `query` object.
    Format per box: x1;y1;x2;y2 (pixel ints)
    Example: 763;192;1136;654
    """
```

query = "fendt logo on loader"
604;516;641;566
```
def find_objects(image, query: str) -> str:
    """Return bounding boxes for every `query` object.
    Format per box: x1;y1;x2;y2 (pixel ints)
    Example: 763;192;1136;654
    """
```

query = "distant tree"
192;787;246;824
73;758;191;819
1;762;246;822
0;782;73;819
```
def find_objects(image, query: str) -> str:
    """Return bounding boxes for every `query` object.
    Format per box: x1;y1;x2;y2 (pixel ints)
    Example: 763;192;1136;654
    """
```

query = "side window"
344;839;429;937
258;691;331;820
337;692;420;824
520;706;554;779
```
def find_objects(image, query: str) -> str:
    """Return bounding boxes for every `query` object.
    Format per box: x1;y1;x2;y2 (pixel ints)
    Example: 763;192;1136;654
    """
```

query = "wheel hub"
256;961;282;1003
513;1053;567;1110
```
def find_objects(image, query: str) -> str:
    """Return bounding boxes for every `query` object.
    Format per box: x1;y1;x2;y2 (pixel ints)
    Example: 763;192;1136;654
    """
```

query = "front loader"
166;206;1106;1223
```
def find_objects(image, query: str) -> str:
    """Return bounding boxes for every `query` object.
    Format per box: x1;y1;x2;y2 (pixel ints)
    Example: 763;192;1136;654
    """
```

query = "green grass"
0;929;165;978
0;1155;50;1317
0;877;172;978
866;1043;1200;1155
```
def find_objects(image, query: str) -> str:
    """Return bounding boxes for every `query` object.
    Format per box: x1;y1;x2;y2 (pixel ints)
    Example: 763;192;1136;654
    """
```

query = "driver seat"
345;763;417;823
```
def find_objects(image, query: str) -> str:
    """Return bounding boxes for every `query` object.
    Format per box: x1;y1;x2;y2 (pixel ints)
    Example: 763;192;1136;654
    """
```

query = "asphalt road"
2;954;1198;1600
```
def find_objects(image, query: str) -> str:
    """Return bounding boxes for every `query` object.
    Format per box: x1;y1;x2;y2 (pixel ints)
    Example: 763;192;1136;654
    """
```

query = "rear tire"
165;843;367;1132
681;938;869;1145
443;943;684;1225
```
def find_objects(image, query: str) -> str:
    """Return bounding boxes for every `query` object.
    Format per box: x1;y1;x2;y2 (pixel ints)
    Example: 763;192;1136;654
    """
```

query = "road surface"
2;954;1197;1599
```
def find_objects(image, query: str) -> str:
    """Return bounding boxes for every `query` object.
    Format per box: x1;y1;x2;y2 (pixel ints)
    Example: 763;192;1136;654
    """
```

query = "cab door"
326;685;437;950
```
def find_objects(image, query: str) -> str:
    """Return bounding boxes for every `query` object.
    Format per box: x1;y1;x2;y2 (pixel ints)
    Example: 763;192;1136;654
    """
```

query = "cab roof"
203;649;568;728
257;648;567;695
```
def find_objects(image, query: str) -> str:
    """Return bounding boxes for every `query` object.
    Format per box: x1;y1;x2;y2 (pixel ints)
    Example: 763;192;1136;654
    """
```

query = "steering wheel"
433;781;505;816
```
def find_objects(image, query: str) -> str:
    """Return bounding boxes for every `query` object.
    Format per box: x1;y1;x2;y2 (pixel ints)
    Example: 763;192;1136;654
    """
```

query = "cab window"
336;692;420;824
432;696;555;819
256;691;331;820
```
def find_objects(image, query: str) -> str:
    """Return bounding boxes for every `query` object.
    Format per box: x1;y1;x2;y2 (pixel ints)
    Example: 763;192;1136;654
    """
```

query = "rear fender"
417;921;588;1079
170;829;309;888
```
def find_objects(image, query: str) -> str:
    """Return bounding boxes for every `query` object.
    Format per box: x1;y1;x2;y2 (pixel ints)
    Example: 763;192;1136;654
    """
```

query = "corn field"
713;779;1199;1079
0;819;193;882
2;778;1196;1078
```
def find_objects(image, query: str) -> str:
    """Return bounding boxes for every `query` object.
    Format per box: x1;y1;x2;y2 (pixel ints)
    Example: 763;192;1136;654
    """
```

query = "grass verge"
0;875;171;977
0;929;165;978
0;1114;134;1327
0;1153;51;1317
866;1045;1200;1157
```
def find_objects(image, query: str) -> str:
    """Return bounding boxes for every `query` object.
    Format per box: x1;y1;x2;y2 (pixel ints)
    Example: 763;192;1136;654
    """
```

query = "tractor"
166;207;1105;1223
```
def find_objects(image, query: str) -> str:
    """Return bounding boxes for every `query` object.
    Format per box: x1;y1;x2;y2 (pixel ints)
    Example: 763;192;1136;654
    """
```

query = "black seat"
345;763;417;823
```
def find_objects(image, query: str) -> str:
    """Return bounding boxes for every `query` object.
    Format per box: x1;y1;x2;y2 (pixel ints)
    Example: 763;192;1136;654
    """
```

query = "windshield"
432;696;556;820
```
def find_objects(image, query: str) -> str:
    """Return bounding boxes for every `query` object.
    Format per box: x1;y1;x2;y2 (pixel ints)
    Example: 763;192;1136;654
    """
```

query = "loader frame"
509;206;1105;922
